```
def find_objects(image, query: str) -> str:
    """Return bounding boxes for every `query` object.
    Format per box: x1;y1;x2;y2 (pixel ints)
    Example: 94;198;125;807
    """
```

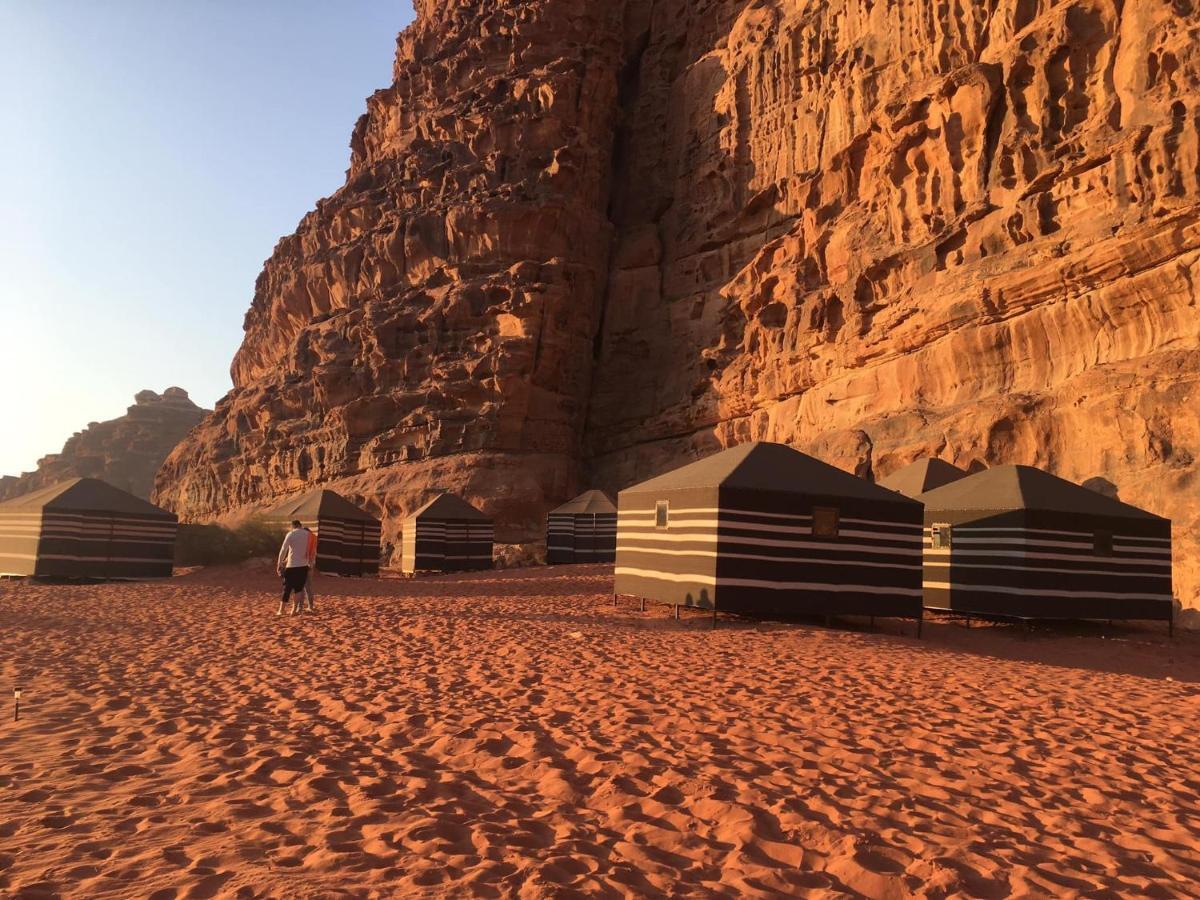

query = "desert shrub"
175;518;285;567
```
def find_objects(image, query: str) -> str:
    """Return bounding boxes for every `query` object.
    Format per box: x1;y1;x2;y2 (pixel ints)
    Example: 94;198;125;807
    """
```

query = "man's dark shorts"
281;565;309;601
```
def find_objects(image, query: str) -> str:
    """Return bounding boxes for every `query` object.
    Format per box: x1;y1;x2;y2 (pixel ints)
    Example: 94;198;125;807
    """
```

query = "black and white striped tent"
265;489;381;576
546;490;617;564
0;478;176;580
401;493;493;574
919;465;1173;623
614;442;924;622
880;458;968;498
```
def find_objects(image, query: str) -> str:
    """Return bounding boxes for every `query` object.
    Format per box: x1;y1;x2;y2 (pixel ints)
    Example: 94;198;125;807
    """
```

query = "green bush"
175;518;285;567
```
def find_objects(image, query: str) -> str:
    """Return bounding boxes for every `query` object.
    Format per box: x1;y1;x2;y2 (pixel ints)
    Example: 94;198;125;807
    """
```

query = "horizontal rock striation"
4;388;208;502
157;0;1200;610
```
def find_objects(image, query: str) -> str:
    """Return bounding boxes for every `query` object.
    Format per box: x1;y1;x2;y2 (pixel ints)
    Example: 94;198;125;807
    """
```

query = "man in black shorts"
276;519;311;616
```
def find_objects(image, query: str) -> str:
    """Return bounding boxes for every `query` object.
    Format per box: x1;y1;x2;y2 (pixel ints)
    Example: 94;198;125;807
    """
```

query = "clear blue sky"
0;1;413;476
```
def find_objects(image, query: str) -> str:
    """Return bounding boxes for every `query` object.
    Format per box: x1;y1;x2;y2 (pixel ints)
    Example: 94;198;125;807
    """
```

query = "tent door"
357;522;366;576
576;514;595;562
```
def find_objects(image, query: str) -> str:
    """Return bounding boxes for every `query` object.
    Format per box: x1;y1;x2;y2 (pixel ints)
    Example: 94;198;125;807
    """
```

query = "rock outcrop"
156;0;1200;610
4;389;208;502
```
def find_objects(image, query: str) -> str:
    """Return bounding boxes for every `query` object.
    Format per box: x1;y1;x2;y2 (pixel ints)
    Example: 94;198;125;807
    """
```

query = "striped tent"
265;489;381;576
614;442;924;622
880;458;968;498
919;465;1173;623
546;490;617;564
401;493;493;574
0;478;176;579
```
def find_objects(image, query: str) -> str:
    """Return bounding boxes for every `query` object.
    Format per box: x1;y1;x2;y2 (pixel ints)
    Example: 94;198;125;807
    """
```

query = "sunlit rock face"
3;389;207;501
157;0;1200;609
156;0;627;545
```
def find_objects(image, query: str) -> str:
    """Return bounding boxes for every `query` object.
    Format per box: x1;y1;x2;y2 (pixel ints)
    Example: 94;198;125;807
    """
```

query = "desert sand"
2;564;1198;898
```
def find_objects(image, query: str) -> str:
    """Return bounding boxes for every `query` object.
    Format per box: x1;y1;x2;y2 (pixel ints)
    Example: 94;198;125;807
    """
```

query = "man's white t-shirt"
277;529;311;569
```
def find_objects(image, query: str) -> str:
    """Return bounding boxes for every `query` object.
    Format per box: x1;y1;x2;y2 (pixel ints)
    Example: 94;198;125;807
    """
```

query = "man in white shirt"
276;520;311;616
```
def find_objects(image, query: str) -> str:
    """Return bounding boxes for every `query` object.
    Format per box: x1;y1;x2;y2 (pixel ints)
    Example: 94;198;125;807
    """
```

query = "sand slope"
2;565;1199;898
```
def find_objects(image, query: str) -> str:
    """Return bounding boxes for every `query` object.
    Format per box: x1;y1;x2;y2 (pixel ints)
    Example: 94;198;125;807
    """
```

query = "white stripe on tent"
924;560;1172;577
943;535;1171;555
617;546;922;569
923;550;1171;567
620;509;922;530
619;535;922;555
4;553;171;563
617;566;923;596
922;581;1173;601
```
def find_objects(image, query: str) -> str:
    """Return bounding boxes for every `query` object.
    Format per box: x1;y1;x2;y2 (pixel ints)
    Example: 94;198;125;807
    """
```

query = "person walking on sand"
276;520;311;617
300;525;317;613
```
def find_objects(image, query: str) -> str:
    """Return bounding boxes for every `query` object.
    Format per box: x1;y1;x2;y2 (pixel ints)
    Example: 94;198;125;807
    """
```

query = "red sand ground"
2;564;1199;898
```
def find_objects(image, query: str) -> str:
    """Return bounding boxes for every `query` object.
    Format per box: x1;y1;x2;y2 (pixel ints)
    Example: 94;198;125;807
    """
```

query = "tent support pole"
674;604;679;621
640;597;645;613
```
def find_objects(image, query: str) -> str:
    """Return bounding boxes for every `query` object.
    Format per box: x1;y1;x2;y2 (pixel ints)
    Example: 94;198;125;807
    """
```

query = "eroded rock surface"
156;0;1200;609
4;389;207;501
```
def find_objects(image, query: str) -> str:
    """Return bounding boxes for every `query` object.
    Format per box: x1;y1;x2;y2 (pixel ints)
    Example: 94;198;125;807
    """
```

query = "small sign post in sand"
13;688;20;722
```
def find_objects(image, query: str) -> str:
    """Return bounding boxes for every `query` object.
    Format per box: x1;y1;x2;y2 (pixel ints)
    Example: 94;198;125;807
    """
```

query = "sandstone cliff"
156;0;1200;610
4;389;208;502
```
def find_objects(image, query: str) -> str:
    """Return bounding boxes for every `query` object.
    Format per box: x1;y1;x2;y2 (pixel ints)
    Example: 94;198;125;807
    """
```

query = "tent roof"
920;465;1167;521
0;477;175;519
408;492;490;521
879;458;968;498
550;490;616;515
265;488;379;524
620;442;920;505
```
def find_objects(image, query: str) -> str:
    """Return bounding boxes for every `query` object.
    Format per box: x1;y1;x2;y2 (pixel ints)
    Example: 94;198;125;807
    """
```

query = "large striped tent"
919;465;1173;623
265;489;381;576
546;490;617;564
0;478;176;579
401;493;493;574
614;442;924;621
880;458;968;498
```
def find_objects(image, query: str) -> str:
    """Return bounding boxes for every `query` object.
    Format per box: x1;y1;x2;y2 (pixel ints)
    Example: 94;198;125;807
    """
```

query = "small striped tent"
265;489;381;576
919;465;1173;623
546;491;617;564
0;478;176;579
614;442;924;621
880;458;968;498
401;493;493;574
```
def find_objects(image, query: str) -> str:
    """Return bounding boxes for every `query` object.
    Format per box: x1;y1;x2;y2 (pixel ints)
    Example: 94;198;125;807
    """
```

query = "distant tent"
401;493;493;574
614;442;924;623
919;465;1173;623
547;490;617;564
879;458;968;498
0;478;176;580
264;489;381;576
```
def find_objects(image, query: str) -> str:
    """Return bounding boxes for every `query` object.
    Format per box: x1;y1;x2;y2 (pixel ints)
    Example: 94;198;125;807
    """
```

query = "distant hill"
1;388;208;502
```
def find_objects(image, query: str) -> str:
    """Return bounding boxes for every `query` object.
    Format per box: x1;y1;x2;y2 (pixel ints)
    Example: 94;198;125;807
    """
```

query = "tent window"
655;501;669;530
812;507;839;538
931;523;952;549
1094;530;1113;556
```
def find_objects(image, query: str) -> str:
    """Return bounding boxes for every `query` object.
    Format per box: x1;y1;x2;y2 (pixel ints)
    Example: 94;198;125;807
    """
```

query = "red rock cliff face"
157;0;1200;610
4;389;208;502
586;0;1200;611
157;0;627;537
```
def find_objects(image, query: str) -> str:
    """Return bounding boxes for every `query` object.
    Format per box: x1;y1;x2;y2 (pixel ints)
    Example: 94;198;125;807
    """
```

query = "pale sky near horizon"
0;2;413;476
